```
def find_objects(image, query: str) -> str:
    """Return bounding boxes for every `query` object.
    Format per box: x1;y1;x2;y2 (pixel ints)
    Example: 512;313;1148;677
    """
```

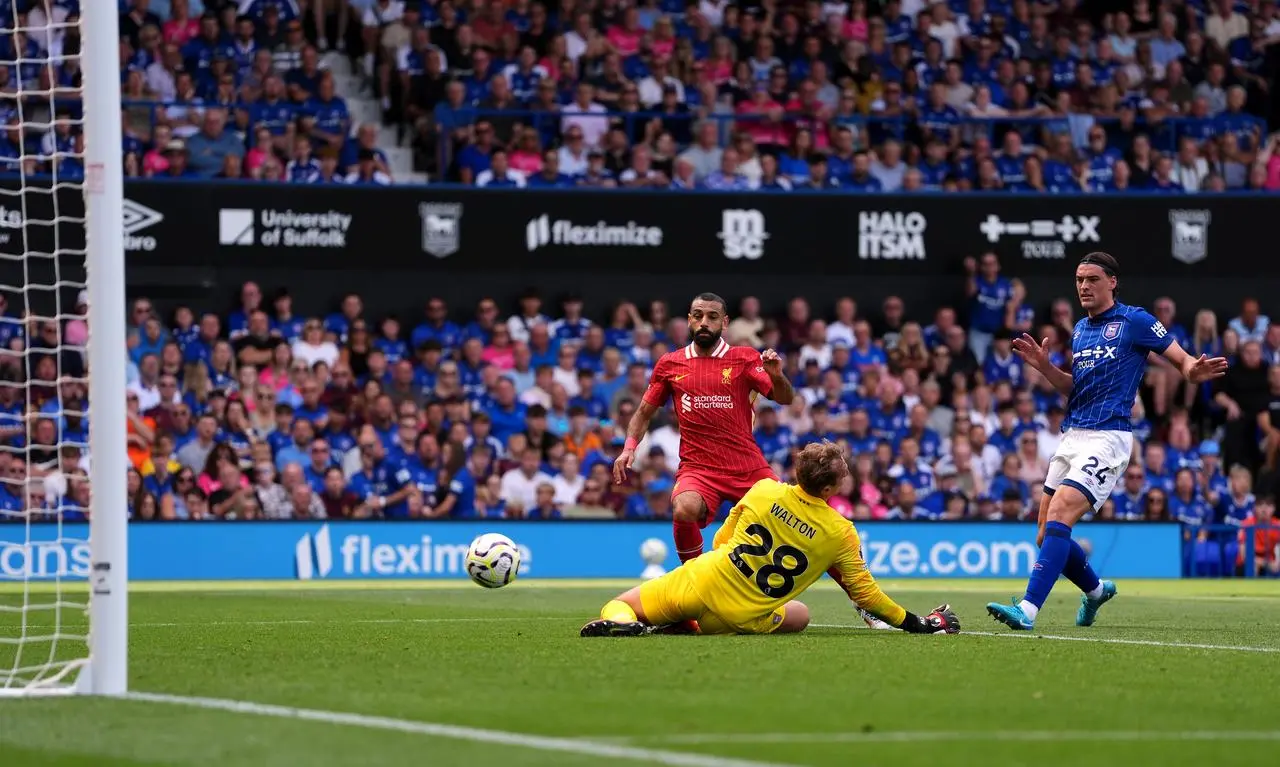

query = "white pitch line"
611;730;1280;745
808;623;1280;654
124;692;801;767
13;616;566;630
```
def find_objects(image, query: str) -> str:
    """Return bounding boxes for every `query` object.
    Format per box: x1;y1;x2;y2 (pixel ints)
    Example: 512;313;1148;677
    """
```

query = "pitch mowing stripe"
618;731;1280;745
809;624;1280;653
124;692;802;767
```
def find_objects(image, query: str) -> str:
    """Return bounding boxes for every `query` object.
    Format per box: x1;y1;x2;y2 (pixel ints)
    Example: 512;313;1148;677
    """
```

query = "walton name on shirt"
770;503;817;540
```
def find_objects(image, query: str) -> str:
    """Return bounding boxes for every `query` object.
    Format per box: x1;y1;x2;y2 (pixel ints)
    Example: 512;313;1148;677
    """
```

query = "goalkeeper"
581;441;961;637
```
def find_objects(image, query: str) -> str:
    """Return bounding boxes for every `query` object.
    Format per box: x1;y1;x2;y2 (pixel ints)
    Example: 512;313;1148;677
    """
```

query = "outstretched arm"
1162;339;1229;384
1013;333;1073;395
829;531;960;634
613;399;659;484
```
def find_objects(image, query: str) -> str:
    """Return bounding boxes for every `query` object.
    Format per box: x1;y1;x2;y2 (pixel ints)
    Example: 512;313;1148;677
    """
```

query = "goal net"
0;1;127;696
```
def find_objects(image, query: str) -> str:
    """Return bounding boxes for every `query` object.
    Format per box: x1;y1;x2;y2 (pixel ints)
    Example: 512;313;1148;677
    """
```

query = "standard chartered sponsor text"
863;536;1036;576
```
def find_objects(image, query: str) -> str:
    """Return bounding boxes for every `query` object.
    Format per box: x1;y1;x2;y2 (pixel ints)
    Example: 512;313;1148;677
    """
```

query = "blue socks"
1022;521;1073;611
1062;538;1101;596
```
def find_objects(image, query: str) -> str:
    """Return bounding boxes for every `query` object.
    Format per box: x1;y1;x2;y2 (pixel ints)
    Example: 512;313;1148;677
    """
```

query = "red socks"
673;519;704;563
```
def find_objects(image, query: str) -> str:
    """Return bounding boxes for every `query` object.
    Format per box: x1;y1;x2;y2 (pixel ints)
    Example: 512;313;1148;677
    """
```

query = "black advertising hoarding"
108;182;1252;276
0;180;1267;302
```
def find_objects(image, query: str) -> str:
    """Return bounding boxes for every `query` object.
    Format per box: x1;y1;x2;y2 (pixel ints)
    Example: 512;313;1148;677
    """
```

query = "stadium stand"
63;0;1271;189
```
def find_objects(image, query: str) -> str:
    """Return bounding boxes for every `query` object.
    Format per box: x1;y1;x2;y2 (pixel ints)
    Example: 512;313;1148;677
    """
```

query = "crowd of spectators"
2;251;1278;575
375;0;1280;190
3;0;1276;189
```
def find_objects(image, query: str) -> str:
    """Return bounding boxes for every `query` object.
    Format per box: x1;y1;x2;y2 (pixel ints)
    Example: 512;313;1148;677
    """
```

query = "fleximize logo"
524;215;663;252
293;524;482;580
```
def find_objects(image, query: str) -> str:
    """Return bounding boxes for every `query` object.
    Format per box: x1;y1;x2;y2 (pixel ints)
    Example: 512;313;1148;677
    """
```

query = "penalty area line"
809;623;1280;654
124;692;802;767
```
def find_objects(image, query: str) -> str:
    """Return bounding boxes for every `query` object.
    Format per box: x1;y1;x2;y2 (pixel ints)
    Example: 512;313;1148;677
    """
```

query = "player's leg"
672;477;715;563
581;569;703;637
989;433;1119;630
773;601;810;634
721;601;810;636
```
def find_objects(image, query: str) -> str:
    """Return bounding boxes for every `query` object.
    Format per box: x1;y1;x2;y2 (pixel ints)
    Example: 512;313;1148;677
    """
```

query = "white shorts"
1043;429;1132;511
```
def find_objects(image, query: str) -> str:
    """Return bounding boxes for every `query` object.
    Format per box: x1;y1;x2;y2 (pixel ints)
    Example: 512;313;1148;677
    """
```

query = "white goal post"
0;0;127;696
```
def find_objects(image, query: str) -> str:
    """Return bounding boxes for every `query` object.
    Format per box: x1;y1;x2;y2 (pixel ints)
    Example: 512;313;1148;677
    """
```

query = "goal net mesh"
0;3;92;693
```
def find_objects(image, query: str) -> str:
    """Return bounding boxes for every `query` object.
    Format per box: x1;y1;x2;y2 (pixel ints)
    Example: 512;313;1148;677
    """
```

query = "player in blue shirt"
988;251;1227;631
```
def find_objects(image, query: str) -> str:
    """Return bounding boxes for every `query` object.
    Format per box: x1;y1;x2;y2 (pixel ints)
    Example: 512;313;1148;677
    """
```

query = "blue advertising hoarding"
0;522;1182;581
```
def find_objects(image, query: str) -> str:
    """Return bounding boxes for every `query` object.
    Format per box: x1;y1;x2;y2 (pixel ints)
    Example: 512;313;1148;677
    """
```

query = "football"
465;533;521;589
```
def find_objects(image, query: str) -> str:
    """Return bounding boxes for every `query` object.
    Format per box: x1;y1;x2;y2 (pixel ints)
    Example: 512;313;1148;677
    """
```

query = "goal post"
0;1;127;696
82;0;129;697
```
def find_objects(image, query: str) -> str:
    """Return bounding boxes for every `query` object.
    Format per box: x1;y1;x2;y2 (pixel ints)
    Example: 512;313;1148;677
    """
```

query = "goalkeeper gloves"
898;604;961;635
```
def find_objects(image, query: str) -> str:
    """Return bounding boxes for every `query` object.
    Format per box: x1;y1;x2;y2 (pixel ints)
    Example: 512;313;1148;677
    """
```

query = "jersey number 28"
727;523;810;599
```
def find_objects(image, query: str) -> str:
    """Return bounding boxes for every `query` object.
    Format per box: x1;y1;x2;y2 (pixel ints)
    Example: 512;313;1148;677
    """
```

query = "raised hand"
1187;354;1229;384
1011;334;1051;370
761;348;783;374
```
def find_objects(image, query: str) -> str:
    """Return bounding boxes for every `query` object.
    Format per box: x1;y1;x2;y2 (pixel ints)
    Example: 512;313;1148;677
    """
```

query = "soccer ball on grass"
465;533;521;589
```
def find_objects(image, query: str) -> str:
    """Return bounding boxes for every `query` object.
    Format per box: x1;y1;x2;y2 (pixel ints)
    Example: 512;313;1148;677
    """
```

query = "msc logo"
719;209;768;260
721;367;732;385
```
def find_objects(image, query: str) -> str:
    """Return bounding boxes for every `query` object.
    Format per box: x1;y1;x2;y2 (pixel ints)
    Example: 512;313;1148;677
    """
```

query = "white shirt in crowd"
506;314;551;343
826;322;855;347
552;474;585;507
636;424;681;472
361;1;405;27
637;75;684;108
798;342;832;370
500;467;553;512
292;340;341;369
127;380;162;412
560;101;610;149
552;366;582;397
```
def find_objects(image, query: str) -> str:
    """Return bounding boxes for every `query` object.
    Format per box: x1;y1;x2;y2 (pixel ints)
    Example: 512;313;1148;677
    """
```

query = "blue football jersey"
1064;303;1173;432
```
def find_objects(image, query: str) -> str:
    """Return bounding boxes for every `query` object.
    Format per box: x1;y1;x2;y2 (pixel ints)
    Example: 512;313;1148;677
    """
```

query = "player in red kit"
614;293;795;562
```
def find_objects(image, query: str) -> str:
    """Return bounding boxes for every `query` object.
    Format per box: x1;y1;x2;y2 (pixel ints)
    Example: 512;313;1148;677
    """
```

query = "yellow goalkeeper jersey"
682;478;907;627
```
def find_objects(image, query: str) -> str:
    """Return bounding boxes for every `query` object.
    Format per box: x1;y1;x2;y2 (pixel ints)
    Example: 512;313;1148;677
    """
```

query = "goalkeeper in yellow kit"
581;441;962;637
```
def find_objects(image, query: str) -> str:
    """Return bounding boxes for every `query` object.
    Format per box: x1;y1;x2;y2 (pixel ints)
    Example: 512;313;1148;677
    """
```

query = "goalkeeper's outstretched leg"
579;582;811;637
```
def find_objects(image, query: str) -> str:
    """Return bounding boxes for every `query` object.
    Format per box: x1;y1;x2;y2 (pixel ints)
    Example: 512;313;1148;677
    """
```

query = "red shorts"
670;466;777;528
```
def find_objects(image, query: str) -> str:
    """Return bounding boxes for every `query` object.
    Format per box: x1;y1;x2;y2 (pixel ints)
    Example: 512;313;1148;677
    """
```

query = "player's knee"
617;587;647;621
672;492;706;523
777;601;810;634
1047;486;1092;525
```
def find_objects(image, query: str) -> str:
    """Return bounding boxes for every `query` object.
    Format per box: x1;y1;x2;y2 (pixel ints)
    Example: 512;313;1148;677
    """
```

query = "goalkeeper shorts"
638;564;787;636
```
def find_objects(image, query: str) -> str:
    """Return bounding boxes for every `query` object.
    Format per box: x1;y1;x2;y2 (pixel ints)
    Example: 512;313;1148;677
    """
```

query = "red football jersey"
642;338;774;475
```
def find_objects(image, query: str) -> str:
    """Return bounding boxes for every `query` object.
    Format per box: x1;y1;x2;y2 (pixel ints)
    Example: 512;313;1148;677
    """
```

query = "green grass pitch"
2;578;1280;767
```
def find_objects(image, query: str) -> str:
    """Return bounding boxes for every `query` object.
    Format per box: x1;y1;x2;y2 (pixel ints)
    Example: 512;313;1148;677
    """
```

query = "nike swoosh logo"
673;374;691;381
